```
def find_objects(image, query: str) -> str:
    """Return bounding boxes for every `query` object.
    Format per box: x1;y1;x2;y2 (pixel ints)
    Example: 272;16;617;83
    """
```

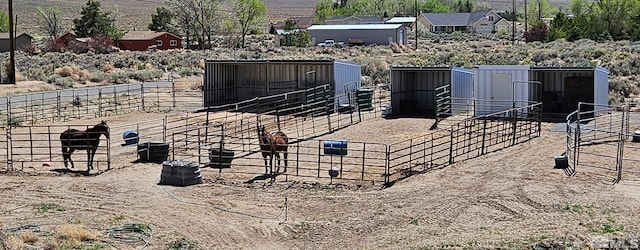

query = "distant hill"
0;0;569;38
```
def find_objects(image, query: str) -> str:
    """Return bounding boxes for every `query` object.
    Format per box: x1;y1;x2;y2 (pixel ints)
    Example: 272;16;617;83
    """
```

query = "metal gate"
565;102;636;184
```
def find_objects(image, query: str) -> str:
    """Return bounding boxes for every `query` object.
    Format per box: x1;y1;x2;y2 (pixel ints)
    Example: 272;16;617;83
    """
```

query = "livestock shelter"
473;65;609;118
529;66;609;118
307;24;407;46
203;59;361;108
390;66;474;117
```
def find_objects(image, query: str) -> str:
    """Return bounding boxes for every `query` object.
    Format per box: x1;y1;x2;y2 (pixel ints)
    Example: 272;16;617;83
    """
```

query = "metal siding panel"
594;66;610;109
334;60;361;106
474;65;529;115
451;67;474;114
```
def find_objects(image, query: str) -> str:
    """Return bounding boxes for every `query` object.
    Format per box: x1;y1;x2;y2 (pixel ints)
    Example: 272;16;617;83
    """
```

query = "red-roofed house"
117;31;182;51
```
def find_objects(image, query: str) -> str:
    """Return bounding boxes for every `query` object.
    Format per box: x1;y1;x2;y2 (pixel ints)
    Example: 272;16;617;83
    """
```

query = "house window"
489;16;494;22
156;40;162;46
170;40;177;46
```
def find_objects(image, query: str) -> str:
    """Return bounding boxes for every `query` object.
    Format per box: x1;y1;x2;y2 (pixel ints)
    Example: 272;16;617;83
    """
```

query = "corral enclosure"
0;77;544;186
203;59;361;108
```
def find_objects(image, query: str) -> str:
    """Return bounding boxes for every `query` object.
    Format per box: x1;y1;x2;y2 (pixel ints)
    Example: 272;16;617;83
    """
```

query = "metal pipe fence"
564;102;640;184
0;80;203;126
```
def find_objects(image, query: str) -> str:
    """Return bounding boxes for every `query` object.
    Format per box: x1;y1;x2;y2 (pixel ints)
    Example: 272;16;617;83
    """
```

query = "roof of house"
385;17;416;23
0;33;32;39
120;31;180;41
270;17;314;30
308;24;403;31
421;10;493;26
326;16;385;23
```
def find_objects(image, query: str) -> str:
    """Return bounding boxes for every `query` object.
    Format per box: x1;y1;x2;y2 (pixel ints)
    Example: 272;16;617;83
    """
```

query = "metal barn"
203;59;361;107
307;24;407;46
473;65;609;117
390;66;474;117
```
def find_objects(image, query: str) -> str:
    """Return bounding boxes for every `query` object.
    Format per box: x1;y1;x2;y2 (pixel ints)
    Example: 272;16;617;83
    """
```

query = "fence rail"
0;83;543;187
0;80;203;126
564;102;640;184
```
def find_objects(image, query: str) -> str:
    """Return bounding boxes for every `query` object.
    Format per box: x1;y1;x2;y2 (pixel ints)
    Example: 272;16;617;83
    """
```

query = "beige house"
417;10;503;33
494;18;514;34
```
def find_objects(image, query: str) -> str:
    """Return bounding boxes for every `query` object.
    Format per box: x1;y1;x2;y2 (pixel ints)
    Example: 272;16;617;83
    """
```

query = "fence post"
448;126;454;164
511;109;518;146
98;88;103;118
163;116;167;143
317;140;321;178
172;76;176;109
113;86;118;115
141;83;145;111
385;145;390;185
324;87;332;132
481;119;487;155
361;142;366;180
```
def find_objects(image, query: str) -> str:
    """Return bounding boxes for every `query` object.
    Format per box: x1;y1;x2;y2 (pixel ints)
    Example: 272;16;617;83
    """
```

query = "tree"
166;0;220;50
233;0;267;48
526;0;558;25
37;6;63;40
149;7;178;34
281;19;311;47
420;0;450;13
0;12;9;32
72;0;123;39
453;0;473;13
523;21;549;42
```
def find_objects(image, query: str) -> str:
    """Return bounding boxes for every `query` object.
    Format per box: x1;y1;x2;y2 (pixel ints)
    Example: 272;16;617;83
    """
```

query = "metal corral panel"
451;67;474;114
308;24;406;45
474;65;530;115
390;66;453;116
204;59;361;107
334;60;361;105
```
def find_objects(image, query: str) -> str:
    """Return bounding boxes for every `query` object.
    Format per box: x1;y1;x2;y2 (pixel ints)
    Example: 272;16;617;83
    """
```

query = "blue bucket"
123;130;139;145
323;140;348;155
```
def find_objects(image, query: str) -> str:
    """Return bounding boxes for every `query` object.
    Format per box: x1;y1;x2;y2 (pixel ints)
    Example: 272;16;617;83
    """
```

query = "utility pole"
414;0;418;50
7;0;15;84
524;0;528;32
512;0;516;44
538;0;542;22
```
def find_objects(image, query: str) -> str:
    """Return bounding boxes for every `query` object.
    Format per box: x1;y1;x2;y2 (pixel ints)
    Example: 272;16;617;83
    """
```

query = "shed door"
491;73;512;101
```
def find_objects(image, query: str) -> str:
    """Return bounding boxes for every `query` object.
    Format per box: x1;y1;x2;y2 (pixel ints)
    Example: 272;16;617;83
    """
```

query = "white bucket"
381;104;391;118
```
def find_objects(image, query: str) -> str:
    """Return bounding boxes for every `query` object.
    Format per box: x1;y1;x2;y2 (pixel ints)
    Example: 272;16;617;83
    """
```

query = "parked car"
317;39;344;47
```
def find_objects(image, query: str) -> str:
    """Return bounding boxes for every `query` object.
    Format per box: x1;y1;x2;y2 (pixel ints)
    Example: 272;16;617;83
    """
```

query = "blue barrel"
323;140;348;155
123;130;139;145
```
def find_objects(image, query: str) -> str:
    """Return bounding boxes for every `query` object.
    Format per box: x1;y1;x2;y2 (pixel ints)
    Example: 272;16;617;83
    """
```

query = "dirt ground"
1;107;640;249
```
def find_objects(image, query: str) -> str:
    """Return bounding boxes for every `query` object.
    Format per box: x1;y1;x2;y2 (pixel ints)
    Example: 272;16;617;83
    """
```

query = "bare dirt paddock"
2;112;640;249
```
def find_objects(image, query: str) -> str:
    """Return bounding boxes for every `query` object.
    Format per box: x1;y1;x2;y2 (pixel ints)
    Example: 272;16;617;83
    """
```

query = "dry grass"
54;224;97;242
18;231;38;244
54;66;91;81
2;234;25;250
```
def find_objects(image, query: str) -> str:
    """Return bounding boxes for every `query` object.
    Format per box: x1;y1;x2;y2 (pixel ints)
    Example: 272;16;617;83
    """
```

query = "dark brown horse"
60;121;110;172
258;125;288;175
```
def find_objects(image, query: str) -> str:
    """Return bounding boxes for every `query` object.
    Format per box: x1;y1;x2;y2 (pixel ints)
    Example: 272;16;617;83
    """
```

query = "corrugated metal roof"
421;10;492;26
307;24;402;30
204;59;337;64
120;31;180;41
386;17;416;23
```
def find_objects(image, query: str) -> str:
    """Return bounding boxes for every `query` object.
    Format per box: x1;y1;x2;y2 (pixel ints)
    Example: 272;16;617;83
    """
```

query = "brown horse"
60;121;110;172
258;125;288;176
